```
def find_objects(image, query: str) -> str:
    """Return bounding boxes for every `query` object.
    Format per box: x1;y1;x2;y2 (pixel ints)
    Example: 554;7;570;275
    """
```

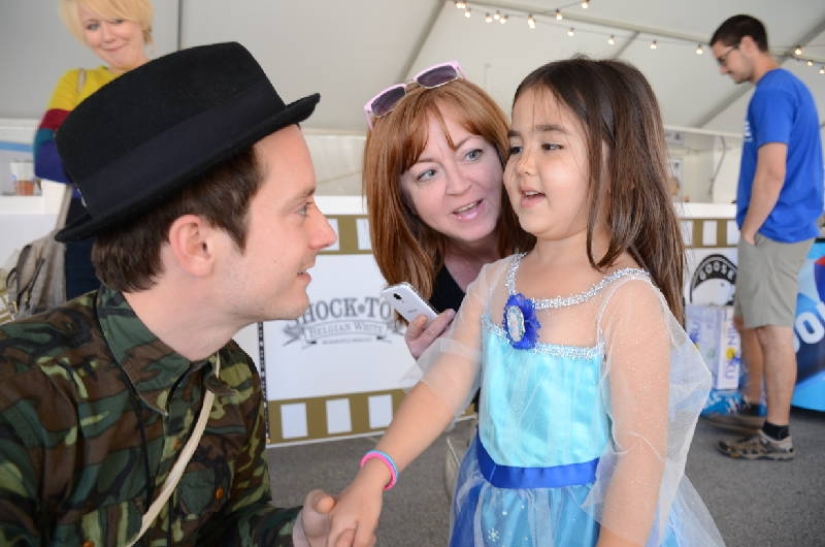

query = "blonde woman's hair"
59;0;154;45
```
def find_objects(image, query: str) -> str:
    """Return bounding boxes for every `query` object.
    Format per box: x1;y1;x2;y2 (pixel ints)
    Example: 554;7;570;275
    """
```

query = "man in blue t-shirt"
706;14;824;460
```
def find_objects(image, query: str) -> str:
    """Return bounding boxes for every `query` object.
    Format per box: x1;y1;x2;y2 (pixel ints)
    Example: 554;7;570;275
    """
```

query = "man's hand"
293;490;360;547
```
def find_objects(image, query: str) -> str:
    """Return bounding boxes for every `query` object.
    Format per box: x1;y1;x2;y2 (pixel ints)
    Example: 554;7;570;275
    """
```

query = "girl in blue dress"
329;58;725;547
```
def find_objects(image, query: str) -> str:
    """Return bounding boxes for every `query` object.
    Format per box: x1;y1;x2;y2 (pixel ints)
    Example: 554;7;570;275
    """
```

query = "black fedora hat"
55;42;320;242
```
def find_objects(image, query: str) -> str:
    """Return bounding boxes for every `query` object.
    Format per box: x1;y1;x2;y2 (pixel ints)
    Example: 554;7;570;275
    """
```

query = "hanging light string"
452;1;825;74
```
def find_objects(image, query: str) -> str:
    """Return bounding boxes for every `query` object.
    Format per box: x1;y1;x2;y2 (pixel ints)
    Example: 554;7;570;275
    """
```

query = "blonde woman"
34;0;153;298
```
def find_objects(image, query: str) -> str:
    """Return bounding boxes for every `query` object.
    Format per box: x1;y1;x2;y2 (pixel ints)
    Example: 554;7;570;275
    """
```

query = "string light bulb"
452;7;825;78
455;8;825;75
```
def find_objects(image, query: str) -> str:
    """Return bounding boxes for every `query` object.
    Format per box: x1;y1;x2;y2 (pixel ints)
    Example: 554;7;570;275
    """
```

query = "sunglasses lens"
365;63;463;127
370;86;407;119
417;64;459;88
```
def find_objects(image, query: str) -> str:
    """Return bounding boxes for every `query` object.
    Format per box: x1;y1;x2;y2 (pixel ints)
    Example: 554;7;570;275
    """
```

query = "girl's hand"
404;309;456;358
326;461;388;547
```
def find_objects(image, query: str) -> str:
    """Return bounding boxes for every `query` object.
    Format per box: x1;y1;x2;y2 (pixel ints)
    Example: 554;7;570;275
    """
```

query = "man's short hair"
92;146;262;292
711;14;769;51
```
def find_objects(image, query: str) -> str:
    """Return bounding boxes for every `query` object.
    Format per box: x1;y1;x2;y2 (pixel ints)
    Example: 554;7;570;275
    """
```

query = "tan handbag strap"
55;67;86;228
55;184;73;229
125;354;221;547
77;68;86;93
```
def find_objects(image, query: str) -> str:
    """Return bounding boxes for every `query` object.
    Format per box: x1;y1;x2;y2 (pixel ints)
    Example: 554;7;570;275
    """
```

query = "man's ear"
739;35;756;55
167;214;215;277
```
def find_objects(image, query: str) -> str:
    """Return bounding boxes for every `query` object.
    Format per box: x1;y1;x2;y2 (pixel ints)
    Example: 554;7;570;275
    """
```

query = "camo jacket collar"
96;286;221;415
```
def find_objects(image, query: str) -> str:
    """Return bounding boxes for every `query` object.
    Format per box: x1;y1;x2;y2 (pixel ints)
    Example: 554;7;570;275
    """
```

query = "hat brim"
56;93;319;242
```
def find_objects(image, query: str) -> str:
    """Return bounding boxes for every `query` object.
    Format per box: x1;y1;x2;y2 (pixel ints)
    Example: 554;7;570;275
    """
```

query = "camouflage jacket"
0;287;301;546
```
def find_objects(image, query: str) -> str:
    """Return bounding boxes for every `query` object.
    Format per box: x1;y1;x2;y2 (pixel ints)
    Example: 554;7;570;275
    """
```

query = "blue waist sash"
477;437;598;489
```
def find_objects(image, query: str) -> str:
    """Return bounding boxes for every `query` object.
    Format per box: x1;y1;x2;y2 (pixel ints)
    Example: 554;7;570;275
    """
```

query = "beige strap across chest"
124;354;220;547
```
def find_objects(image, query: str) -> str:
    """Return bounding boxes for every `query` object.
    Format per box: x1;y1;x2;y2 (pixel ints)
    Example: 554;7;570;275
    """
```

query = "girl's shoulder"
504;252;651;307
466;255;521;298
597;272;671;330
479;254;520;278
599;270;662;305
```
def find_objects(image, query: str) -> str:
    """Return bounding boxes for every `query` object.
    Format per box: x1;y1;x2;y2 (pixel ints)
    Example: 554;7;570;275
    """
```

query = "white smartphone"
381;282;438;323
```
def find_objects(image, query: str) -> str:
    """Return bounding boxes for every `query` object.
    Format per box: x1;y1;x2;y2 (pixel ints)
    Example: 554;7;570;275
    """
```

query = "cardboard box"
685;304;741;390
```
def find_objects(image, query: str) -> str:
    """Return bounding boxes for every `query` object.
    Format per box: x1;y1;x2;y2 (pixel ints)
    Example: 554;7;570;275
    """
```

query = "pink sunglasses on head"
364;61;465;129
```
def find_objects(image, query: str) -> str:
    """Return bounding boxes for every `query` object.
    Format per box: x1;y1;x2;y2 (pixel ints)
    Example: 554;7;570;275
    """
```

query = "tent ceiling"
183;0;825;136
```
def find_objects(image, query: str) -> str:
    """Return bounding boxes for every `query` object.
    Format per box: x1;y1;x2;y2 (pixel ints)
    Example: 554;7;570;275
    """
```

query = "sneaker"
701;394;766;434
717;430;794;461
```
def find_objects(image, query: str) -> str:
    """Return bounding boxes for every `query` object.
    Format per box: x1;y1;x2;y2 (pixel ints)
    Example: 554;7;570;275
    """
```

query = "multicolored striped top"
34;66;117;184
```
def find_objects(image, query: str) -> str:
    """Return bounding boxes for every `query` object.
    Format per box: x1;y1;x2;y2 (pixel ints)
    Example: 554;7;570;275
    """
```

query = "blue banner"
793;239;825;411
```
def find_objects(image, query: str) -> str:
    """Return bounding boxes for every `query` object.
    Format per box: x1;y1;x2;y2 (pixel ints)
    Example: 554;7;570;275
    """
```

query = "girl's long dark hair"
514;58;685;321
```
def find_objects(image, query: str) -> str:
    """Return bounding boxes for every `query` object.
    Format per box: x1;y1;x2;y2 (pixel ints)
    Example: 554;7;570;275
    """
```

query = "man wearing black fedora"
0;42;358;546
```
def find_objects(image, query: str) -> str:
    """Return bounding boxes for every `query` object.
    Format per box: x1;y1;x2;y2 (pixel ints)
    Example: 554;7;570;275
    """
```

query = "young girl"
364;64;537;498
329;58;725;547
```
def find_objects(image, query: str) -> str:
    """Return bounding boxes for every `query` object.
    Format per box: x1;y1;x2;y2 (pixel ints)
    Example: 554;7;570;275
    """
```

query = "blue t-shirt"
737;68;824;242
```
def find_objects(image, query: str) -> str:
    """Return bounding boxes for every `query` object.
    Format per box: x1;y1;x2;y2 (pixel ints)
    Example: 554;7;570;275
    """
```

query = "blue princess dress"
413;255;725;547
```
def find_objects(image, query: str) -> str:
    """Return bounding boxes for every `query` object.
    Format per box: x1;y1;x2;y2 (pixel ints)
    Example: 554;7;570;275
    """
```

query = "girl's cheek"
503;164;516;187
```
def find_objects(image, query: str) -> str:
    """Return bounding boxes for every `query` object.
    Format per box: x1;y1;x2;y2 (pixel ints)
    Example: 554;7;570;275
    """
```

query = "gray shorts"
734;233;813;328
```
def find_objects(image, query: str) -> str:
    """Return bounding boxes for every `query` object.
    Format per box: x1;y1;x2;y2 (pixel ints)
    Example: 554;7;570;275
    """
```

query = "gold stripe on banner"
267;389;406;444
320;215;373;255
263;214;735;446
718;219;732;247
691;219;708;248
321;215;738;254
267;390;476;445
687;218;737;249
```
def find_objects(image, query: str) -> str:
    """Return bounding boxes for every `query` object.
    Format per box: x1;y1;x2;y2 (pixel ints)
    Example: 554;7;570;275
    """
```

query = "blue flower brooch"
503;293;541;350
